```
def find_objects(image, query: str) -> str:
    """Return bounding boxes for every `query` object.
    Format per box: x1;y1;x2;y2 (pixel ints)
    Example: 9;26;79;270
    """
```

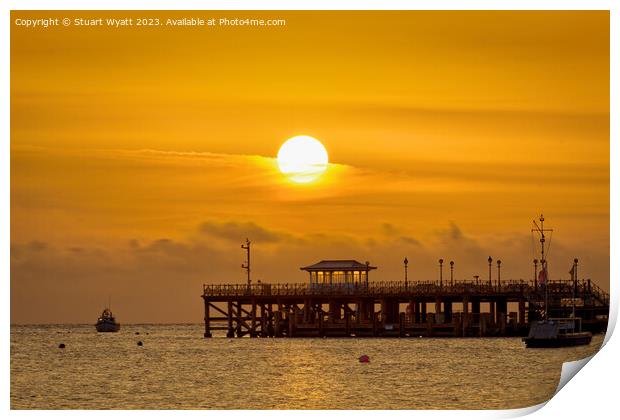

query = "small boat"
95;308;121;332
523;317;592;348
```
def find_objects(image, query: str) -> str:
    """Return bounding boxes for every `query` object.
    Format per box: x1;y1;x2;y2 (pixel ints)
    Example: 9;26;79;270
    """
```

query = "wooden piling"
274;311;282;337
372;311;378;337
204;300;212;338
226;300;234;338
518;299;526;326
250;299;257;337
462;297;469;336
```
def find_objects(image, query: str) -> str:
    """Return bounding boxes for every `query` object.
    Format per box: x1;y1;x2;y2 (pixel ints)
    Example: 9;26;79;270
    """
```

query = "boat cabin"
300;259;376;288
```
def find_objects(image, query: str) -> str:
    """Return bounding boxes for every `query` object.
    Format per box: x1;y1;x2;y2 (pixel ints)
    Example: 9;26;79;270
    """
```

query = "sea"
10;324;603;410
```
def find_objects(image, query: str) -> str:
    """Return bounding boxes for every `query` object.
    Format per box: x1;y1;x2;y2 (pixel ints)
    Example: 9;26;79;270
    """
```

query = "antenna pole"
542;216;547;320
532;214;553;321
241;238;251;287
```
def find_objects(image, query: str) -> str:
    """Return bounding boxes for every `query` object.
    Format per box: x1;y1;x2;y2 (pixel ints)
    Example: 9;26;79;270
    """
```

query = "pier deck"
201;279;609;338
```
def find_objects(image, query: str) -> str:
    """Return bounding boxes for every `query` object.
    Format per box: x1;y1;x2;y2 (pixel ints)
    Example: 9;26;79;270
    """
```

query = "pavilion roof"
300;260;377;272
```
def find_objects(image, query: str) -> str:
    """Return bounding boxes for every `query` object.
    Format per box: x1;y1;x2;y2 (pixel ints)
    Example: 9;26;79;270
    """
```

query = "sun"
277;135;329;183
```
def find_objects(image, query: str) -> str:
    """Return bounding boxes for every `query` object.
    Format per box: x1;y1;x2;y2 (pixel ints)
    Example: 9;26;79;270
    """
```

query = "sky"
10;11;609;323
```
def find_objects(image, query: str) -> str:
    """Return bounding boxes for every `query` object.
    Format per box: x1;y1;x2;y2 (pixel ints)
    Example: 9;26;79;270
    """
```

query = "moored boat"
524;215;592;348
523;317;592;348
95;308;121;332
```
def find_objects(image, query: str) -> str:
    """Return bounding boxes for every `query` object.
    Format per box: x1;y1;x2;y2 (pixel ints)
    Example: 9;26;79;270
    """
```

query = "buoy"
359;355;370;363
135;332;140;335
58;343;65;349
137;341;143;346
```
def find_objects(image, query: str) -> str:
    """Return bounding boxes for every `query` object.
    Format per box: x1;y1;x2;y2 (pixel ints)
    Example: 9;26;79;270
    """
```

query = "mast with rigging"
532;214;553;320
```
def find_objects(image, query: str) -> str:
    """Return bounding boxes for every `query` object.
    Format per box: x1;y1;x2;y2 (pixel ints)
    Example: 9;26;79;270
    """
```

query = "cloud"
399;236;421;246
28;241;48;251
381;223;398;235
10;219;610;324
448;222;464;240
199;221;289;244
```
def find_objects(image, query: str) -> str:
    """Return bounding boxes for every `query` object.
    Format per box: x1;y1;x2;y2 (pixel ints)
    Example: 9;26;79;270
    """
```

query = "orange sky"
11;11;609;323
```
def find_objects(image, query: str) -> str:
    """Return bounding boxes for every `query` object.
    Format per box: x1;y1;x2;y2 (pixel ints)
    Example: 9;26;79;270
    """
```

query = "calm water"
10;324;602;410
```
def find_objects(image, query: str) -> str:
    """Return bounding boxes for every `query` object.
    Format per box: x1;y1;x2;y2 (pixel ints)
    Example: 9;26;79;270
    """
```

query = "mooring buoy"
137;341;143;346
58;343;65;349
359;355;370;363
135;332;140;335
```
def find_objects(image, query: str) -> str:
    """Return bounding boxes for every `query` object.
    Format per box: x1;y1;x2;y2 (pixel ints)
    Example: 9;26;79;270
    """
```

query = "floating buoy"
137;341;143;346
135;332;140;335
359;355;370;363
58;343;65;349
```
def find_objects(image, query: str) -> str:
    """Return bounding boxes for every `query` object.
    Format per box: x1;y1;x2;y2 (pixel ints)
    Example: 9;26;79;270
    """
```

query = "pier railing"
202;279;607;300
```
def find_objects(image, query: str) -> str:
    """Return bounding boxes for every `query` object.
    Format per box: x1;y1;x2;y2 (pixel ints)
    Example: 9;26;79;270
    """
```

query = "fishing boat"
95;308;121;332
523;215;592;348
523;317;592;348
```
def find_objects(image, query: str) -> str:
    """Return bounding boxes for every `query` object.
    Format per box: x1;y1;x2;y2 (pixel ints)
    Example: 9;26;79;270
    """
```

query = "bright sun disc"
277;135;329;183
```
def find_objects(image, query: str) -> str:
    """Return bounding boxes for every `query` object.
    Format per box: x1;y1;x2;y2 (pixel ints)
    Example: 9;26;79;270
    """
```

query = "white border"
2;1;617;419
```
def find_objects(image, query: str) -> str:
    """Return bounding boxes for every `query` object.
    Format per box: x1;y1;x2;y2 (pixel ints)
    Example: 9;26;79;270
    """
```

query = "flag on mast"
569;264;575;281
538;262;548;285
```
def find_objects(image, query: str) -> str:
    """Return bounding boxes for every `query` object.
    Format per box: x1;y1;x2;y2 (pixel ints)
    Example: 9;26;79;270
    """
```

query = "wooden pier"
201;279;609;338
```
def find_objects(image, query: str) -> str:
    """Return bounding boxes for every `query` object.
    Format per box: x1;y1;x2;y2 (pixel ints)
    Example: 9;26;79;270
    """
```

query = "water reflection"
10;325;602;409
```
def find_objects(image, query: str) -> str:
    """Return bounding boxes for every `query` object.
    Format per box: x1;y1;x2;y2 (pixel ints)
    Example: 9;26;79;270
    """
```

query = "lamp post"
241;238;251;288
474;275;480;286
488;256;493;287
439;259;444;288
497;260;502;290
573;258;579;283
572;258;578;319
450;261;454;286
404;257;409;288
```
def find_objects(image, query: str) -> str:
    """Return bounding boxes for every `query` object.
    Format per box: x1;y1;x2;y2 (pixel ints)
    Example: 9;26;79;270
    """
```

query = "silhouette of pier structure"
201;259;609;338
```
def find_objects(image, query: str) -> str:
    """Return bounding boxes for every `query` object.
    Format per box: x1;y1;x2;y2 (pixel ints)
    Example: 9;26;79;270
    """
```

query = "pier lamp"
573;258;579;280
573;258;579;288
439;259;444;288
450;261;454;286
474;275;480;285
497;260;502;289
488;256;493;287
404;257;409;288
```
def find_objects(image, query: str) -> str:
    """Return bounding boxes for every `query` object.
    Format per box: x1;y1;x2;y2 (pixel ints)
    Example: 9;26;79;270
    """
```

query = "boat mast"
532;214;552;321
